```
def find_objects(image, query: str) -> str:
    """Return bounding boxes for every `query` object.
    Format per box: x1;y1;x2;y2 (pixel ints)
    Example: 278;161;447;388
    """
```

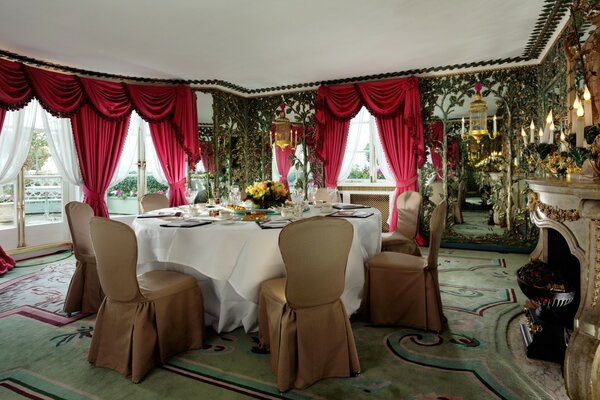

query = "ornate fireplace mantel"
527;177;600;400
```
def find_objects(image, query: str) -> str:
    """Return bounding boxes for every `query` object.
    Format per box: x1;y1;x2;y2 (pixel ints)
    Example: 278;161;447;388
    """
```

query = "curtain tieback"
395;175;417;188
169;179;186;191
82;187;102;203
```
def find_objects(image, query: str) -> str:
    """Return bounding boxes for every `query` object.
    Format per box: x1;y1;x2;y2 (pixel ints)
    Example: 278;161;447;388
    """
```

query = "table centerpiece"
244;180;288;209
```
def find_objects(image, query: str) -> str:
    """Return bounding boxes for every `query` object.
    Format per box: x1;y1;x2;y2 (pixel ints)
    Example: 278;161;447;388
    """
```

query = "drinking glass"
291;188;304;218
185;188;198;206
327;188;338;204
307;182;317;205
229;185;241;206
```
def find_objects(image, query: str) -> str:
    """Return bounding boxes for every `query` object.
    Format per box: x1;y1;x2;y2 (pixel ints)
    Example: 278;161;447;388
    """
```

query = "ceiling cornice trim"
0;1;572;98
522;0;572;59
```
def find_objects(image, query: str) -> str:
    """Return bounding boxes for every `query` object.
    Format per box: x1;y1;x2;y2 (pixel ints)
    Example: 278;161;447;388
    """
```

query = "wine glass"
291;188;304;218
307;182;317;205
185;188;198;206
327;187;338;204
229;184;241;206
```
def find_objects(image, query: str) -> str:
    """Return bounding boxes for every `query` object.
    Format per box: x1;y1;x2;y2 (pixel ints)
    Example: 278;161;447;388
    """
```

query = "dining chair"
381;190;422;256
257;216;360;392
453;180;466;224
314;187;341;203
365;200;447;332
429;181;444;205
63;201;104;315
88;217;204;383
140;193;169;213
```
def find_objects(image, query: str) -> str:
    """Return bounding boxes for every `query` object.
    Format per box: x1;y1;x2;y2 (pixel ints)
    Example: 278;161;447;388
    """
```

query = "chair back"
90;217;141;302
65;201;95;256
395;190;422;239
279;216;353;308
429;181;444;205
140;193;169;213
314;187;341;203
427;200;447;270
457;180;466;206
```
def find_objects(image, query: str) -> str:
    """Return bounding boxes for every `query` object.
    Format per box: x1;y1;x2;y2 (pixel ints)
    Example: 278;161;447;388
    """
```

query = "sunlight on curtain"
0;101;38;184
41;107;83;186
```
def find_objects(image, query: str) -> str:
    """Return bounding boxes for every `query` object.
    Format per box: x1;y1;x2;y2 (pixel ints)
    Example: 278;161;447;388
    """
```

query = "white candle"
539;128;544;144
530;121;535;144
583;85;593;127
575;117;584;147
461;117;465;135
560;131;566;152
521;127;528;145
493;115;497;134
549;121;555;144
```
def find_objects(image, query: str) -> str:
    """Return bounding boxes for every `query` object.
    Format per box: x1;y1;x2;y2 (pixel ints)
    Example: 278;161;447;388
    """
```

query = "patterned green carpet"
0;249;559;399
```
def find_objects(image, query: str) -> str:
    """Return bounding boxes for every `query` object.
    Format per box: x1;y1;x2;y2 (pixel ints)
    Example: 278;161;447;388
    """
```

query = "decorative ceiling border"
522;0;572;59
0;1;572;97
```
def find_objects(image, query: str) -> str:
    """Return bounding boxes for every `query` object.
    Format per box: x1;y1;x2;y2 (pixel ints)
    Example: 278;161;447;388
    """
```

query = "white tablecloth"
133;207;381;333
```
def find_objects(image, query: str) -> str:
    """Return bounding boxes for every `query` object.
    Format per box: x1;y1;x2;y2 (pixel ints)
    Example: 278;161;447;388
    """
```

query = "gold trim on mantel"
528;192;580;222
594;220;600;308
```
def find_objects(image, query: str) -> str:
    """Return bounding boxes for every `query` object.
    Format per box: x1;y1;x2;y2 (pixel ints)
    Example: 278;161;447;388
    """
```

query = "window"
107;114;168;215
0;101;73;232
24;128;63;225
339;107;392;184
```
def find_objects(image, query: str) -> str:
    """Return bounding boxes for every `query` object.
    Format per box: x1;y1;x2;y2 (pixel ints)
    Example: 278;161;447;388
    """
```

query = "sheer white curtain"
144;121;168;185
337;107;368;183
108;112;141;188
0;101;39;184
373;117;395;182
40;108;83;186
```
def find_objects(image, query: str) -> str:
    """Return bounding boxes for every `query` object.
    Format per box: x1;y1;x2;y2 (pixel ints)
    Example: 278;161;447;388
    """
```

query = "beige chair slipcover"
381;190;422;256
88;217;204;383
429;181;444;205
366;200;447;332
453;180;466;224
314;187;341;203
258;216;360;392
140;193;169;213
63;201;104;314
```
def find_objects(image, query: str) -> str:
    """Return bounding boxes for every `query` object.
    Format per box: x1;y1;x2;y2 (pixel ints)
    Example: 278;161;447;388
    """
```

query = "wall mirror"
423;72;538;251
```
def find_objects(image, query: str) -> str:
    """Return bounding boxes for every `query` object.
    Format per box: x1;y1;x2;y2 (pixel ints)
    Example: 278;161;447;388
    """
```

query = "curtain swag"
0;58;199;216
0;58;199;168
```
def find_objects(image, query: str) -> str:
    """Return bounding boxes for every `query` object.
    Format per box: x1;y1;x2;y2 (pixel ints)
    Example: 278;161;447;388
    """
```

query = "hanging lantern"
468;83;490;143
273;104;295;149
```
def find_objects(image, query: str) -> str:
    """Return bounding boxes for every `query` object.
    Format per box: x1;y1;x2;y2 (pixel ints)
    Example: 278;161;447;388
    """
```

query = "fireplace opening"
516;229;580;363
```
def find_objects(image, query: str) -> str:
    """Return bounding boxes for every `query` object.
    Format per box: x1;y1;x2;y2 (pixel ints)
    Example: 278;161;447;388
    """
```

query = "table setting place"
136;200;376;230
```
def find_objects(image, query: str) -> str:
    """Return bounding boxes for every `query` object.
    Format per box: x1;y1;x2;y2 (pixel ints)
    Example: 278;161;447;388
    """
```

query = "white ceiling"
0;0;569;98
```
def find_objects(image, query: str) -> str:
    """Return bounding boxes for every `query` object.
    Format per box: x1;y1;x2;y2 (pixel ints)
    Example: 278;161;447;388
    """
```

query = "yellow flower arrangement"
245;180;288;209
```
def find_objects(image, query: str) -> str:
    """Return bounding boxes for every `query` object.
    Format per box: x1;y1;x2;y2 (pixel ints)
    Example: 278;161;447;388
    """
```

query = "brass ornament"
594;220;600;307
529;191;580;222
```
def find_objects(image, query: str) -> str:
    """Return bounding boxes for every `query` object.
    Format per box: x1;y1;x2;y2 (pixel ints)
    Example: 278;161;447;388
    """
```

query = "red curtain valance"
315;76;424;166
0;58;199;167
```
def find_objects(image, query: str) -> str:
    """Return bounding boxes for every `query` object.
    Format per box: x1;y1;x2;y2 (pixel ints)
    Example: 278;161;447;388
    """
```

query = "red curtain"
275;146;294;189
0;244;15;276
149;121;188;207
431;121;444;180
200;142;215;173
0;58;200;213
315;85;361;187
315;77;424;231
72;104;130;217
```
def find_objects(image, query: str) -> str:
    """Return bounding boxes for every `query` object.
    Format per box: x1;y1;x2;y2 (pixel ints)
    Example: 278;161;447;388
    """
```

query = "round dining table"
132;206;382;333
